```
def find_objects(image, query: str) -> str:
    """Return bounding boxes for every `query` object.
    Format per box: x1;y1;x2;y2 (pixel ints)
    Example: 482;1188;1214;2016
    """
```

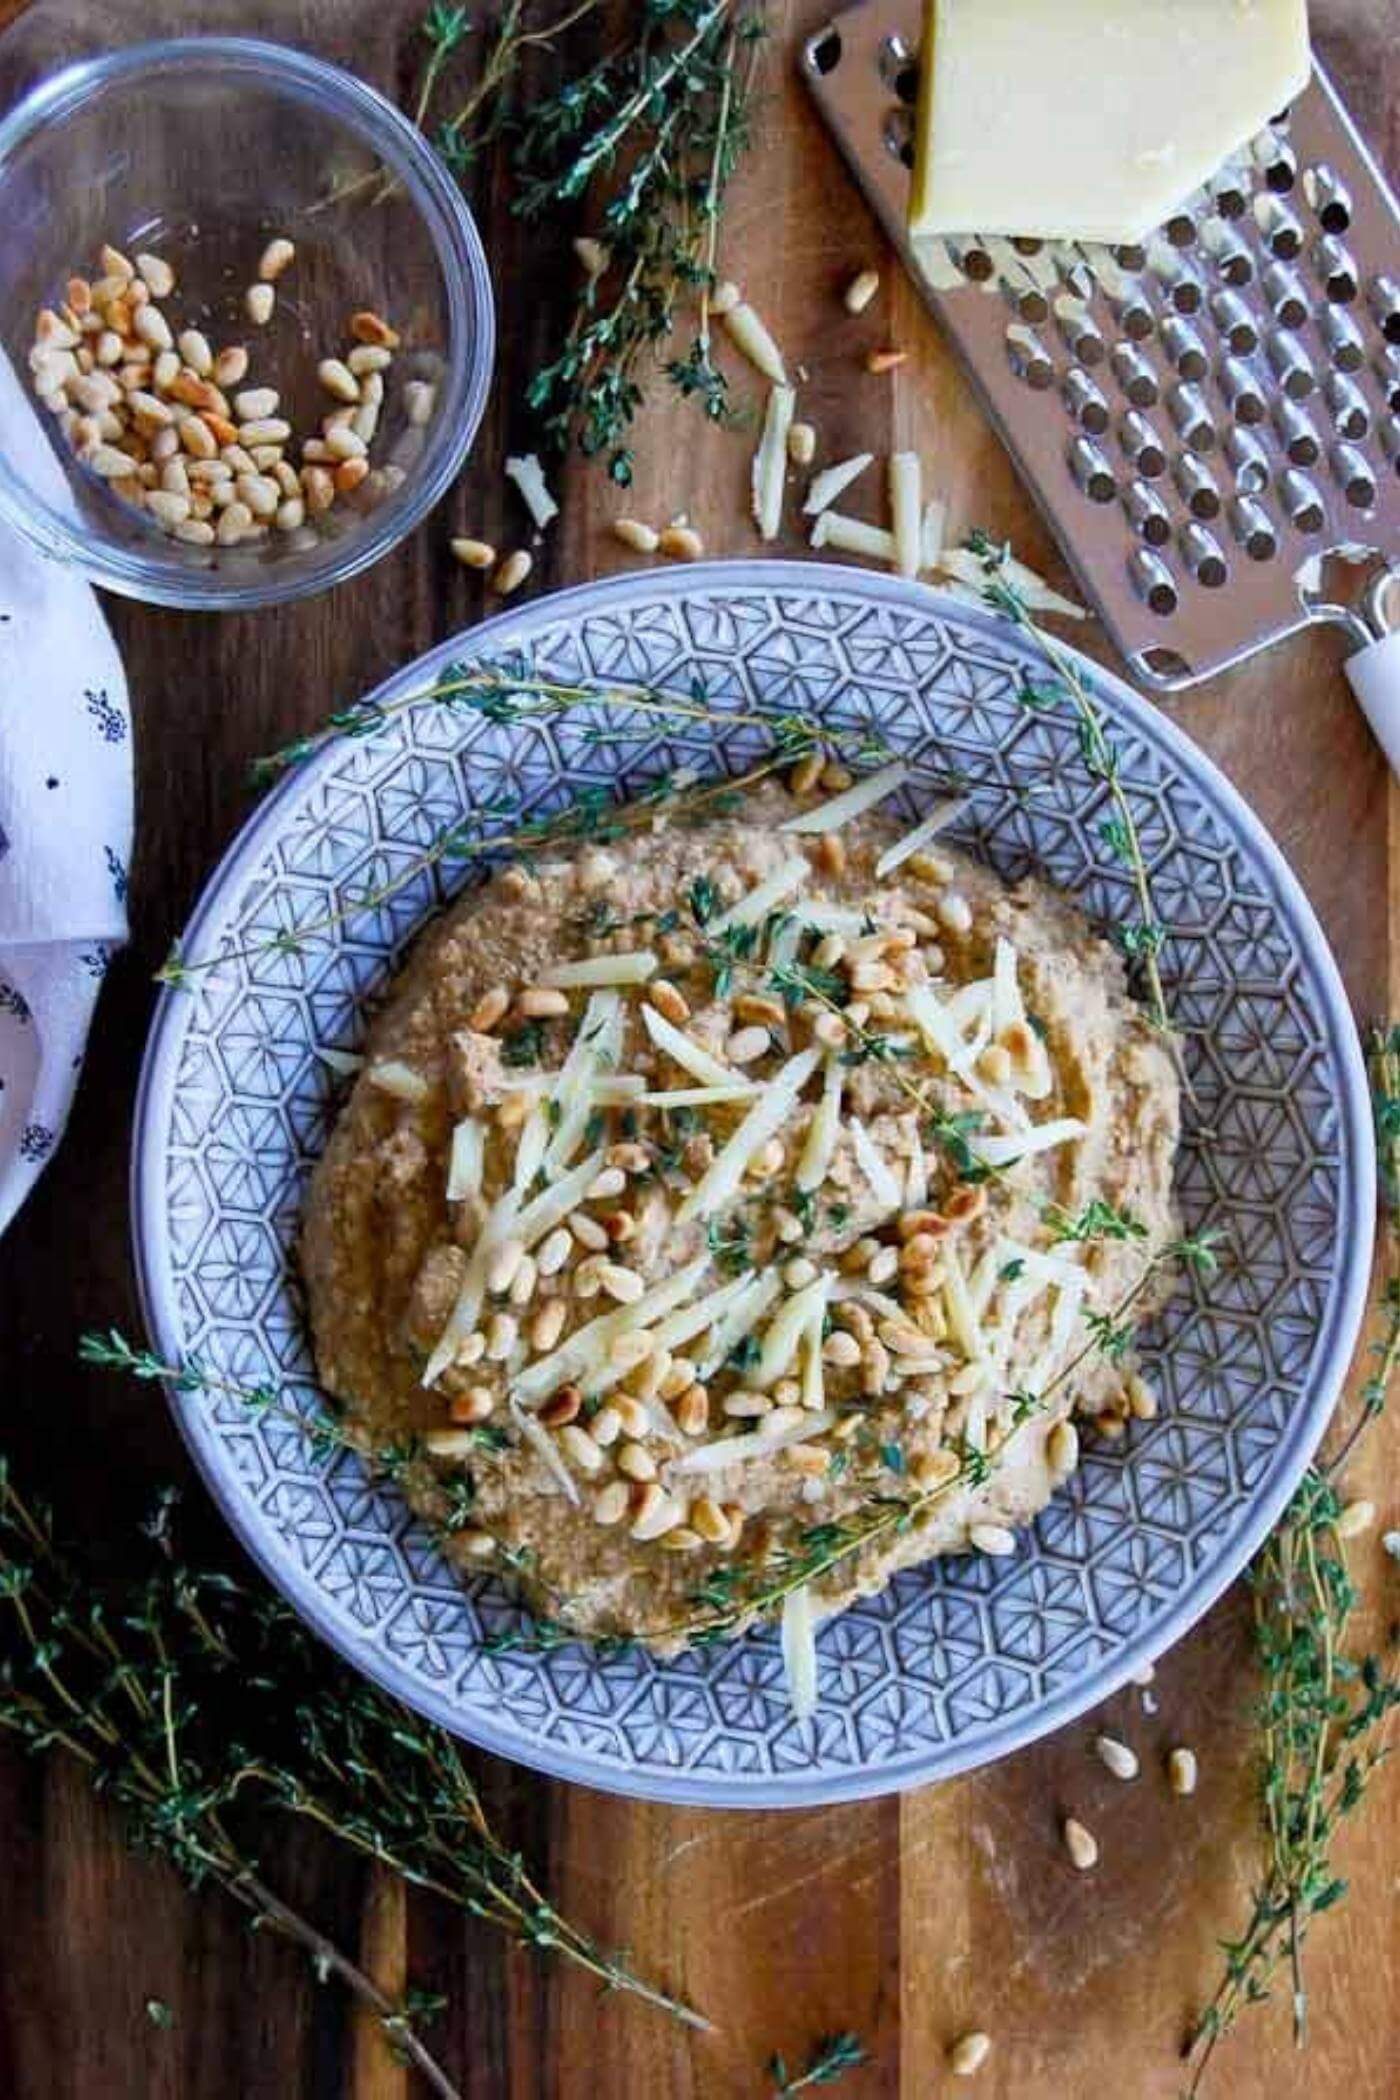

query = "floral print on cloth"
0;352;132;1234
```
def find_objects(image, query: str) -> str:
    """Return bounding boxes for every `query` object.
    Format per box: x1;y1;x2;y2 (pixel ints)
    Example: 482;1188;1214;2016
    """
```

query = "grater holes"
1119;411;1167;479
1168;381;1216;452
1129;548;1179;615
1271;398;1321;465
1180;523;1228;587
1280;469;1325;532
1303;164;1354;234
1069;436;1117;503
1173;454;1222;519
1165;213;1197;249
1226;427;1272;495
1260;262;1309;330
1381;351;1400;415
1368;276;1400;343
1324;373;1371;442
1381;416;1400;471
1210;291;1260;356
1114;244;1147;273
1111;342;1158;407
1313;235;1359;303
1317;304;1366;371
807;26;842;76
1159;315;1208;381
1053;293;1106;365
1219;355;1268;425
1254;194;1305;258
955;240;995;284
1005;323;1054;389
1229;496;1279;561
1123;480;1172;546
1266;330;1316;399
1330;441;1376;508
883;105;915;169
1063;366;1111;435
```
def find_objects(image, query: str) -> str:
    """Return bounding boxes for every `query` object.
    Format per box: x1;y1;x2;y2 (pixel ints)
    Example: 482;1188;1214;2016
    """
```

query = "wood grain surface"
0;3;1396;2096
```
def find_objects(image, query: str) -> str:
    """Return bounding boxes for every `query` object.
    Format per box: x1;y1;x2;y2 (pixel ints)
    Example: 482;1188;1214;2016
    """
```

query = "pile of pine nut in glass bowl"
27;234;428;556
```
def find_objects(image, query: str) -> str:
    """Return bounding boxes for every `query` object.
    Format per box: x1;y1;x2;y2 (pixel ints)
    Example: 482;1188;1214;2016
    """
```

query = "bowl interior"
0;40;489;605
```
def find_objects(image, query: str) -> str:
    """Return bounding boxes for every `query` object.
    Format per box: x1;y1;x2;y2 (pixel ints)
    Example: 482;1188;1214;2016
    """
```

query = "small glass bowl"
0;37;494;609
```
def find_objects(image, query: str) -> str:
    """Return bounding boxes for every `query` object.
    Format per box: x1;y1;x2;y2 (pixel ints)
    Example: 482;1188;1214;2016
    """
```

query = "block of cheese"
908;0;1311;244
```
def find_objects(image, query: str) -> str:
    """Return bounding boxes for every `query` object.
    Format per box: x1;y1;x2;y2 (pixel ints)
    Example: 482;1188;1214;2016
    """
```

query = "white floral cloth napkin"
0;355;132;1235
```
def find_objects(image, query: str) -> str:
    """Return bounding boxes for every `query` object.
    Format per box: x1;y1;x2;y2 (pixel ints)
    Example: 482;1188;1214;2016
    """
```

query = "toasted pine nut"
173;517;215;545
1336;1498;1376;1539
486;1237;526;1295
350;309;401;349
468;985;510;1031
558;1423;605;1475
335;457;370;494
726;1025;771;1065
865;347;908;373
404;379;436;425
787;420;817;466
348;344;394;376
144;489;191;528
630;1485;684;1541
233;387;279;422
821;1330;862;1368
245;282;275;326
658;524;704;561
133;305;174;352
1168;1747;1199;1796
612;517;660;554
598;1262;644;1306
530;1299;568;1354
616;1440;657;1483
1046;1418;1079;1478
573;235;610;277
492;548;533;596
318;357;361;404
570;1212;608;1252
516;985;569;1019
539;1386;582;1428
536;1227;572;1277
969;1521;1016;1558
948;2032;991;2078
258;237;296;282
301;465;336;514
1062;1816;1099;1871
592;1480;630;1526
136;253;175;297
676;1384;709;1436
451;537;497;570
1094;1733;1140;1781
215;500;255;545
322;423;365;462
844;268;881;314
238;417;291;446
213;346;249;389
236;473;280;519
709;279;741;315
447;1384;494;1424
275;496;306;532
99;243;135;281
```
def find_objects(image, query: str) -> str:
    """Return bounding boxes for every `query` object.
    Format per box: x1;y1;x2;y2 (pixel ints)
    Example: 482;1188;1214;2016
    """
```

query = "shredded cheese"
511;1398;580;1505
905;1123;928;1208
847;1115;903;1211
640;1002;741;1089
637;1083;759;1108
942;1244;987;1366
540;951;657;989
968;1118;1086;1169
781;1586;819;1721
541;992;621;1174
752;384;796;542
889;451;922;579
873;797;967;878
722;301;787;384
780;760;908;835
512;1145;609;1249
317;1046;363;1076
795;1059;843;1192
446;1118;484;1202
675;1047;821;1224
707;856;810;932
990;936;1024;1038
920;496;948;569
421;1183;523;1387
756;1274;833;1387
366;1060;430;1103
504;452;559;532
937;545;1088;620
695;1271;784;1379
511;1097;552;1193
810;510;896;563
667;1408;837;1477
803;451;873;515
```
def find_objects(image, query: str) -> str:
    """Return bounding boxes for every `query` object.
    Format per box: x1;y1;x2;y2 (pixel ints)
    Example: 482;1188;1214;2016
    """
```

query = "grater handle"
1345;629;1400;782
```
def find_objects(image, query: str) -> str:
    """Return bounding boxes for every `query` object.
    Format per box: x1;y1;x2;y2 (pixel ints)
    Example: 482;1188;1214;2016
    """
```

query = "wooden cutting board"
0;2;1394;2095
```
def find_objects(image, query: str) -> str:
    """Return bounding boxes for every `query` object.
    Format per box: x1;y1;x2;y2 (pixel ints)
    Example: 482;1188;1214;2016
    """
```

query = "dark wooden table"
0;2;1397;2095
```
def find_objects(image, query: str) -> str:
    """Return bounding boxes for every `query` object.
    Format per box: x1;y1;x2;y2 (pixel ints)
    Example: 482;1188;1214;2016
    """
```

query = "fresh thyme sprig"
512;0;768;481
768;2029;869;2094
0;1450;704;2048
1185;1025;1400;2090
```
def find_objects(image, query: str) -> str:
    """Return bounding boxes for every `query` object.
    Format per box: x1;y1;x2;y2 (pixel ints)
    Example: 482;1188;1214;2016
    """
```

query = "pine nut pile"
27;237;421;552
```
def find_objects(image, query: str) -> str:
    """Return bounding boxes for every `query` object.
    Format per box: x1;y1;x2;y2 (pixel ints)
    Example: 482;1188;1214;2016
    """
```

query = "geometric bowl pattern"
132;562;1375;1807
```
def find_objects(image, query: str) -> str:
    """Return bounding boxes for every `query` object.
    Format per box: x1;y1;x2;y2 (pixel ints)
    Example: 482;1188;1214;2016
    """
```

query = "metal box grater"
802;0;1400;690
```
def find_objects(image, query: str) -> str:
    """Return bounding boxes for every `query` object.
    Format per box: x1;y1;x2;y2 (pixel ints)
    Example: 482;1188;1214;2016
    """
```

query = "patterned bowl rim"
130;561;1377;1808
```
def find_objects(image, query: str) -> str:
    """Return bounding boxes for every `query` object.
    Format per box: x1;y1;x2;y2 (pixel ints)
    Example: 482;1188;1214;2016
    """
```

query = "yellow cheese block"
909;0;1311;244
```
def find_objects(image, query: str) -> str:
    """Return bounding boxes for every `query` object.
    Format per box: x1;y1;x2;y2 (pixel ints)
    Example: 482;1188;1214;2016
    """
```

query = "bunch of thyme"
387;1;768;483
513;0;768;482
1185;1025;1400;2090
0;1451;703;2097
